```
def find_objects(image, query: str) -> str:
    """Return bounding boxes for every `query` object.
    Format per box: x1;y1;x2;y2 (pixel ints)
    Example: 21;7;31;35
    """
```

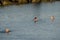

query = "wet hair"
34;17;37;19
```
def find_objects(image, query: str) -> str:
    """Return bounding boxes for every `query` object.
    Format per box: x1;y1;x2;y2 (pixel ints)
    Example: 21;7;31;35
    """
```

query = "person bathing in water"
0;28;11;33
33;16;38;23
5;28;10;33
50;16;55;22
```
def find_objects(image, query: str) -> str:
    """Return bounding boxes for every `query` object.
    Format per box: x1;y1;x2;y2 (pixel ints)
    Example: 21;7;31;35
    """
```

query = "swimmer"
5;28;10;33
33;17;38;23
0;28;11;33
50;16;55;22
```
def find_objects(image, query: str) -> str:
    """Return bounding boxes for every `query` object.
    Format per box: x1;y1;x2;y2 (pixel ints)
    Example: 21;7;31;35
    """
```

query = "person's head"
51;16;55;19
34;17;37;19
5;28;10;33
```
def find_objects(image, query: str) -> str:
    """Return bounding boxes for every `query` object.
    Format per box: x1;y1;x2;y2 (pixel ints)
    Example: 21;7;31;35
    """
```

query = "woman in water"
5;28;10;33
0;28;11;33
50;16;55;22
33;17;38;23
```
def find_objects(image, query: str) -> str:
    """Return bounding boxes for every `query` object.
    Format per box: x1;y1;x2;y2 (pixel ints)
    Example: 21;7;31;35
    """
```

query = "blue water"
0;1;60;40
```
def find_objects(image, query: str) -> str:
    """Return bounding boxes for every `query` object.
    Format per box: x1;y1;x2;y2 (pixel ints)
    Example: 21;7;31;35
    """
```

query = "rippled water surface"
0;1;60;40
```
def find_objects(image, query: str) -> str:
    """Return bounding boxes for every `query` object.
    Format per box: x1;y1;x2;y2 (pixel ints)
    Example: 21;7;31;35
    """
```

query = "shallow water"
0;1;60;40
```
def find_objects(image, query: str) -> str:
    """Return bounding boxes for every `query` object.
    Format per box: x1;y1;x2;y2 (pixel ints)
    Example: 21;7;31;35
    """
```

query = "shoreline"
0;0;60;6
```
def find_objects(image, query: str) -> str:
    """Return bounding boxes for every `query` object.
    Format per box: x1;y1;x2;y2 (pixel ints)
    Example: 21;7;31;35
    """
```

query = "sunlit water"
0;1;60;40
